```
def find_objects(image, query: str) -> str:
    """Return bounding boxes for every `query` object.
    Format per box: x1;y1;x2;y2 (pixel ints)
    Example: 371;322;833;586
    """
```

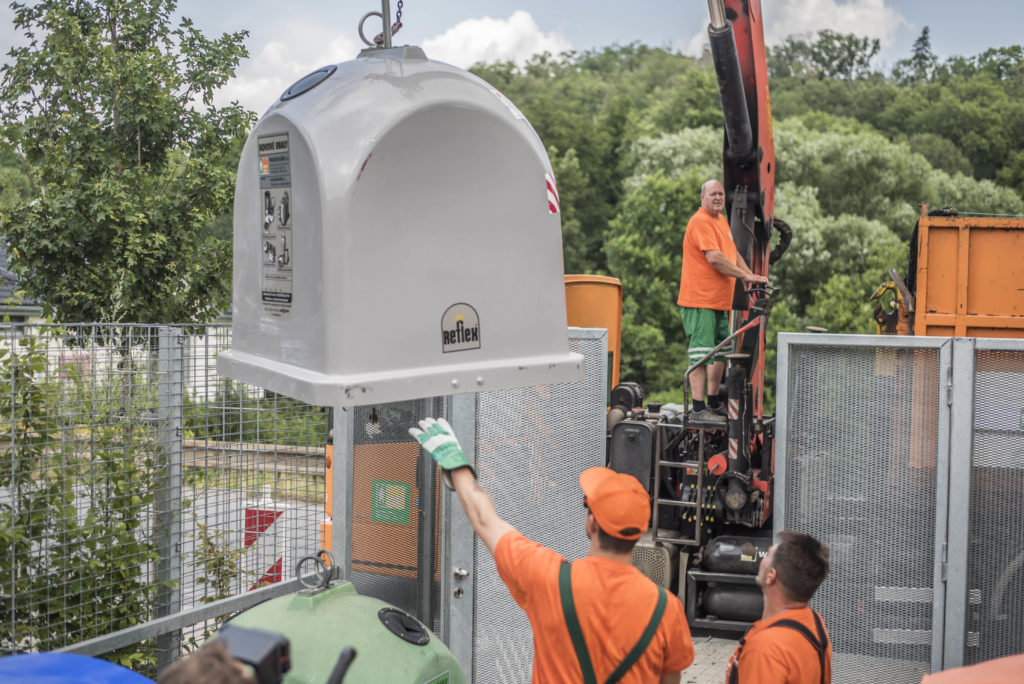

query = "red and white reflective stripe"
728;399;740;421
545;172;560;214
728;437;738;460
244;508;282;548
244;505;285;590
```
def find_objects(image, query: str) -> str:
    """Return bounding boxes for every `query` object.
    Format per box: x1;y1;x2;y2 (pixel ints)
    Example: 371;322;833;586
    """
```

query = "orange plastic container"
564;275;622;394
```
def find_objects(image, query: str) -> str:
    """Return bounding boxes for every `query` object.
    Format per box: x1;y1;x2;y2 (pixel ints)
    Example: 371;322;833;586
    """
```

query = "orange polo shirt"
677;207;738;311
495;530;694;683
724;607;832;684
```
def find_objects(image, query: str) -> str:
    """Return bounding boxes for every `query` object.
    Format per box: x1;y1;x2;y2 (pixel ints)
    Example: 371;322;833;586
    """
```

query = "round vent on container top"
281;65;337;101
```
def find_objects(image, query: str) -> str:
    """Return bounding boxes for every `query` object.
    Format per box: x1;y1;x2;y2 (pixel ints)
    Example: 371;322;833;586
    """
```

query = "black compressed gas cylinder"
703;584;763;623
702;535;772;575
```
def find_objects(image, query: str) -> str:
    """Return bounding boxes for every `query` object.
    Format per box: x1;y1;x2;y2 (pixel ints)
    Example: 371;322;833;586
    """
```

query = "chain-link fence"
0;324;327;676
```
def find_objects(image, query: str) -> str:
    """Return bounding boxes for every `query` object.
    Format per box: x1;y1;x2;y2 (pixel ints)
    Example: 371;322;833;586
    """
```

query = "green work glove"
409;417;474;490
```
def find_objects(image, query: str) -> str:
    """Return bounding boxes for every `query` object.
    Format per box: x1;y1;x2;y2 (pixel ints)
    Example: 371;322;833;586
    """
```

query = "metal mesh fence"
0;324;326;675
782;343;940;683
472;331;607;683
347;398;443;633
965;348;1024;664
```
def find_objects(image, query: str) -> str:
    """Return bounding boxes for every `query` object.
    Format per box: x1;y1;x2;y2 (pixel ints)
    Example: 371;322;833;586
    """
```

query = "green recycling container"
225;582;466;684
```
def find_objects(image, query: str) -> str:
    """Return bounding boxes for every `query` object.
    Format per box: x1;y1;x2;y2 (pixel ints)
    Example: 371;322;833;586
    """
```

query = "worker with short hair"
678;179;768;422
725;530;832;683
410;417;695;683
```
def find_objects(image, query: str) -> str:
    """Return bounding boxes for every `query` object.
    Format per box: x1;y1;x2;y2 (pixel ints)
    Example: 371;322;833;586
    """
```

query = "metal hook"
295;548;337;589
358;0;395;48
358;11;384;47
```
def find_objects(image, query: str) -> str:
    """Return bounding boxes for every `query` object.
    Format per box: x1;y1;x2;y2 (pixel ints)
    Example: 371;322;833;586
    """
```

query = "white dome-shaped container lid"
218;46;584;407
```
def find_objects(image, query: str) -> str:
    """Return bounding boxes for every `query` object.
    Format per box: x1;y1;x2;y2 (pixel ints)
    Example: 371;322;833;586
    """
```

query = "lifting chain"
374;0;404;45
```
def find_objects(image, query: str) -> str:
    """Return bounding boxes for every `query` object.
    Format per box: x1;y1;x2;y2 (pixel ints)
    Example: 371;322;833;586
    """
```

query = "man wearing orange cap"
410;417;695;683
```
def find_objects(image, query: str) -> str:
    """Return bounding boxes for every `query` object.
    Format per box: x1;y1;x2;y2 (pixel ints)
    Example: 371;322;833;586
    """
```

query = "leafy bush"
0;332;162;672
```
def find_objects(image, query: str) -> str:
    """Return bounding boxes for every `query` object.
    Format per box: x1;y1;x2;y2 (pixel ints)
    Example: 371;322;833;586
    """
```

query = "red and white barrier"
244;488;291;590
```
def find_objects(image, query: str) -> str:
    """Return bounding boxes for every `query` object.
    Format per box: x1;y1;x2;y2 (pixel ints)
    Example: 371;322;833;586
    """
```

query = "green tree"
768;30;880;80
774;117;1023;239
470;46;717;276
769;182;907;325
0;0;253;323
0;148;31;209
903;132;974;177
893;27;938;85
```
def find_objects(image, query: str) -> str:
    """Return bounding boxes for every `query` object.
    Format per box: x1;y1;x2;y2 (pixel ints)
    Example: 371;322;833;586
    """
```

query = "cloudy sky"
2;0;1022;116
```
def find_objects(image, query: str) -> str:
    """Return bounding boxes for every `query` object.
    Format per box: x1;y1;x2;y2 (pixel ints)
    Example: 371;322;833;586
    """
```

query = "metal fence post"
943;338;976;669
330;407;354;581
444;393;477;679
155;327;184;669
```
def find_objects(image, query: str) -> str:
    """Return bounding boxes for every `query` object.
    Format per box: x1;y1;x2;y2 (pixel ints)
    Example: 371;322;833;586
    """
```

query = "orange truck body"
909;207;1024;337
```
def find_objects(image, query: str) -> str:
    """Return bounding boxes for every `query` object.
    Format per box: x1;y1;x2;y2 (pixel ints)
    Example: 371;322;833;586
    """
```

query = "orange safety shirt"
677;207;738;311
724;607;832;684
494;530;695;683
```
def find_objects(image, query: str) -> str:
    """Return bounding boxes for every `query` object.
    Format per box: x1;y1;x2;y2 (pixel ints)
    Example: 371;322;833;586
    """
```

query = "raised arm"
410;418;514;555
449;467;514;554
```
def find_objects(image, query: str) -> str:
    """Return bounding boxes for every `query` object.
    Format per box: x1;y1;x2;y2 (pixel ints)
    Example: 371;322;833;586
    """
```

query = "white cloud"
213;26;360;116
679;0;907;56
214;10;570;116
421;10;572;69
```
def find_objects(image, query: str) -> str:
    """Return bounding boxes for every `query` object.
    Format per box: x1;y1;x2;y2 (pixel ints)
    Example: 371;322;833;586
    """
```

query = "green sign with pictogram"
371;479;411;525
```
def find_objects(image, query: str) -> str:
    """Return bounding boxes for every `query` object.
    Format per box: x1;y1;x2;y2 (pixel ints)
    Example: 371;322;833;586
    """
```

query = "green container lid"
225;582;466;684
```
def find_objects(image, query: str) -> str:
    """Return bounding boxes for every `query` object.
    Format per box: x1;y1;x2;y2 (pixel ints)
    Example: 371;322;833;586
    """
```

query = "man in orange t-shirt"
410;418;695;683
677;180;767;422
724;531;832;684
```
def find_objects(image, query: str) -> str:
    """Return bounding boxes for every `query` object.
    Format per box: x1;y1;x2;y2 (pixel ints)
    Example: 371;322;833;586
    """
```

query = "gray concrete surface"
681;636;736;683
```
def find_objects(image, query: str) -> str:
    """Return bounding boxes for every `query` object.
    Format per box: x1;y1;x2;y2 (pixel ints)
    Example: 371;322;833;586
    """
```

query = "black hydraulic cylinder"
723;363;749;512
726;364;749;474
708;22;753;161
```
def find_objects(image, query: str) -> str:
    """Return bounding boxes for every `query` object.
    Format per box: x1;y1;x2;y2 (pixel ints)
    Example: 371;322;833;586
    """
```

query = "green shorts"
680;307;730;366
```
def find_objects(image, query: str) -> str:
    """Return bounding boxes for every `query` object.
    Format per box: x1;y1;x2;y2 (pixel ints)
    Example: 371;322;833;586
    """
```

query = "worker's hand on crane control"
410;417;475;489
742;273;770;285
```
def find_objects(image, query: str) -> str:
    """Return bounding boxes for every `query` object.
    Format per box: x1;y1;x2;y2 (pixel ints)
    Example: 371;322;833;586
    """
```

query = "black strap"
728;610;828;684
558;561;669;684
605;585;667;684
559;561;597;684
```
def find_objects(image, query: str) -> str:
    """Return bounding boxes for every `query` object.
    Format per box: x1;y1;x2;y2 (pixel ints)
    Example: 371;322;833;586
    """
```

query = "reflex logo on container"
441;303;481;353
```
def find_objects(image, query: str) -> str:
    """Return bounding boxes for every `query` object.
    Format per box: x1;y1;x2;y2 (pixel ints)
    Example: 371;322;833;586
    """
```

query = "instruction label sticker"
371;480;411;525
258;132;294;320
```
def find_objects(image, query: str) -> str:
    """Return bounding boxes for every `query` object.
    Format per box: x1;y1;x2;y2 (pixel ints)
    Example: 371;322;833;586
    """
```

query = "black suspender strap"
727;633;748;684
558;561;669;684
559;561;598;684
605;585;667;684
728;610;829;684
